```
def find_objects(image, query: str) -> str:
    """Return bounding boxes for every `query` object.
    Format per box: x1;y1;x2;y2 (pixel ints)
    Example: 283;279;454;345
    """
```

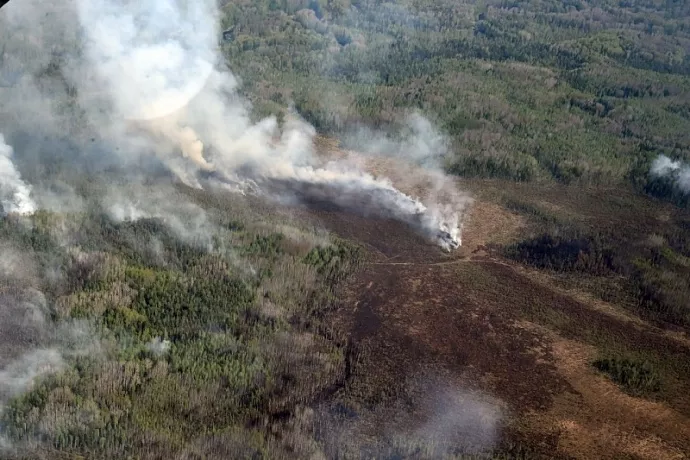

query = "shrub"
593;356;661;395
504;230;616;275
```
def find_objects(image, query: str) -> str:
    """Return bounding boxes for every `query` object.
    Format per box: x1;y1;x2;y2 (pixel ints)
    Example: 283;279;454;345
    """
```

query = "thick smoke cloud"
76;0;216;122
651;155;690;194
0;0;467;249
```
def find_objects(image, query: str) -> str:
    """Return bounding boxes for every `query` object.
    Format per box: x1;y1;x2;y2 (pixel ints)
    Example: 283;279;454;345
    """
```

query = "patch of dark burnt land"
479;261;690;415
340;260;573;414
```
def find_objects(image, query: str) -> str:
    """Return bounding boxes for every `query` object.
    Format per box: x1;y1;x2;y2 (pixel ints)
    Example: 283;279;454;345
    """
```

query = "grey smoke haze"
146;337;171;357
651;155;690;193
0;288;61;418
0;349;64;407
104;183;221;251
0;245;36;284
0;281;58;412
412;383;503;455
0;0;468;249
0;289;49;368
0;248;99;418
343;111;450;169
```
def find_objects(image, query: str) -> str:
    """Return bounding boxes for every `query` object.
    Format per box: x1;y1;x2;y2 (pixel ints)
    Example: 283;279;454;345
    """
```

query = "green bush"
303;241;362;283
246;233;285;257
593;356;661;395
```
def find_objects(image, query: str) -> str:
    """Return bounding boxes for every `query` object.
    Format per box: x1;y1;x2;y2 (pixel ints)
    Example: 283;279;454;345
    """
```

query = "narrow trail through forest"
367;256;511;267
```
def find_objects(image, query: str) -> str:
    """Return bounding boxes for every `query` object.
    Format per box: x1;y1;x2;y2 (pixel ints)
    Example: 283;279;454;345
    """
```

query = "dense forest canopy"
220;0;690;199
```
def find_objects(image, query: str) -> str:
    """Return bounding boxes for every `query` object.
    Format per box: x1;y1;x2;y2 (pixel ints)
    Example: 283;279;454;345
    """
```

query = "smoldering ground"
246;173;462;250
0;2;480;456
314;372;505;458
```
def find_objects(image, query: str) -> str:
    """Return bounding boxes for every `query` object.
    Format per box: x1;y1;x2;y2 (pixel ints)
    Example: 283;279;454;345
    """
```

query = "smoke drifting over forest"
0;246;99;415
0;0;469;250
651;155;690;195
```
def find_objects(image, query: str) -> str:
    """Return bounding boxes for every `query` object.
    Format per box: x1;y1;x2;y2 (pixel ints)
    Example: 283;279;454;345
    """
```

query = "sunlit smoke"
75;0;216;121
72;0;466;250
0;0;468;250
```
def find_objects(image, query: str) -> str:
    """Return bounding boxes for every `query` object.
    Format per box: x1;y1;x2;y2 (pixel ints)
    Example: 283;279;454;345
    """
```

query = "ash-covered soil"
294;195;690;460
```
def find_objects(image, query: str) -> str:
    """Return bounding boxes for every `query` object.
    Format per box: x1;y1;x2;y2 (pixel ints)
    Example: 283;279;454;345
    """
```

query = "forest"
2;0;690;458
220;0;690;196
0;183;364;459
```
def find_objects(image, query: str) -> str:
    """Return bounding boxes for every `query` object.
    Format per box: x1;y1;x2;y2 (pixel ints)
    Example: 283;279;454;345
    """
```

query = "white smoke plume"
411;384;503;455
651;155;690;193
340;112;470;249
146;337;171;357
0;292;56;412
0;134;36;216
75;0;217;122
104;183;220;251
317;374;503;457
0;284;59;412
0;0;467;250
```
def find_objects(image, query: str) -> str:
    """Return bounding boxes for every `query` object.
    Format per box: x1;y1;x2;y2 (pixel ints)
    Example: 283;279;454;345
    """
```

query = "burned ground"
292;180;690;459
